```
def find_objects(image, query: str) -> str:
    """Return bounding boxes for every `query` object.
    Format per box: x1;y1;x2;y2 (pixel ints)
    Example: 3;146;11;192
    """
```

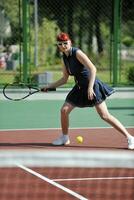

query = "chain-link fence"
0;0;134;87
120;0;134;85
0;0;21;85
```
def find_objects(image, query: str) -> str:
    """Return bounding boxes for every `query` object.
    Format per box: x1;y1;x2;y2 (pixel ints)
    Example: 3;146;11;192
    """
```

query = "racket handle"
41;87;56;92
48;88;56;91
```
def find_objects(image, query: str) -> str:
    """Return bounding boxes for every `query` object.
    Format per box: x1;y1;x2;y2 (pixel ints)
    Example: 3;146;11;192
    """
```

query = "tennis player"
42;32;134;149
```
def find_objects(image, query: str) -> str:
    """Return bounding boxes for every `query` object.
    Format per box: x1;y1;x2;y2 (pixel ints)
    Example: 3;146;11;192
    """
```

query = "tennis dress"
63;47;114;107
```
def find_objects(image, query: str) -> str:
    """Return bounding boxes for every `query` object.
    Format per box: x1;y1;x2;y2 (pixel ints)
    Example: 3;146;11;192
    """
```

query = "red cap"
57;32;70;41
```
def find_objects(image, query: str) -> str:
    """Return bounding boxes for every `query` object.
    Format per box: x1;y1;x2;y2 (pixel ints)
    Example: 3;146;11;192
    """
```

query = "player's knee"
60;106;70;116
99;112;110;121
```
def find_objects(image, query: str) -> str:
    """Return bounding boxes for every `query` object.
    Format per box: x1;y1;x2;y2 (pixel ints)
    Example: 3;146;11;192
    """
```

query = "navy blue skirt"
65;79;115;107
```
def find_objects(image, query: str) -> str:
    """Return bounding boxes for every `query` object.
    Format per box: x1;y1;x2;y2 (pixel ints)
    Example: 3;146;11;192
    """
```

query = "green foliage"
37;18;60;66
0;0;20;44
122;36;134;47
0;0;134;87
126;65;134;84
122;21;134;39
0;0;19;24
121;20;134;47
101;22;110;39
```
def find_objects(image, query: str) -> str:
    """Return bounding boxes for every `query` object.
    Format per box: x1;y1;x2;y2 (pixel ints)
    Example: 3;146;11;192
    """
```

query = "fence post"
112;0;121;86
22;0;30;83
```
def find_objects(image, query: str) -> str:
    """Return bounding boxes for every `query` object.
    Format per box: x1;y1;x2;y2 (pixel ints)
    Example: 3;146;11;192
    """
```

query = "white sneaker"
52;135;70;146
128;136;134;150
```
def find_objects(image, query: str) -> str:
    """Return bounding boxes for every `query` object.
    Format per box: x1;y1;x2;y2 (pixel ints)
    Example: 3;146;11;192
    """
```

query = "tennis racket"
3;83;56;101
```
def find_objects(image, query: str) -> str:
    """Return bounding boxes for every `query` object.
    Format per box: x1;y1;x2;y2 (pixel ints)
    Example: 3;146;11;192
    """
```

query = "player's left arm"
76;50;96;100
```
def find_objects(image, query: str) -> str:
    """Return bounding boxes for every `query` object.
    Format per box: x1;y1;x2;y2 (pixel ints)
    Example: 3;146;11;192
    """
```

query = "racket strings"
3;84;55;100
4;84;32;100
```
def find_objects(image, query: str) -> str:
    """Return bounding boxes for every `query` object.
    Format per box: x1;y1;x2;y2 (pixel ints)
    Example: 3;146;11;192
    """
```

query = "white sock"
62;134;69;140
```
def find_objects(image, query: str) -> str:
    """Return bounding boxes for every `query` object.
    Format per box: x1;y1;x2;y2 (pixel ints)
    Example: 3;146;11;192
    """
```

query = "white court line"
53;176;134;182
0;126;134;132
17;164;88;200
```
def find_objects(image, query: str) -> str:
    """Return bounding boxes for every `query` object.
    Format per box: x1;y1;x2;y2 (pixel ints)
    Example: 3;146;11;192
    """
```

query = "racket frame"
3;83;56;101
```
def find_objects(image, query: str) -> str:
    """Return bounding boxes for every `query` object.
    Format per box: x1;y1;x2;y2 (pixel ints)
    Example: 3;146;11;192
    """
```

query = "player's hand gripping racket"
3;83;56;101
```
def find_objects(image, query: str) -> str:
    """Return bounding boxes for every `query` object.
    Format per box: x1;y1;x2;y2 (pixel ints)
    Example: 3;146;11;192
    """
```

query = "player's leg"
61;102;75;134
52;102;75;145
95;101;134;149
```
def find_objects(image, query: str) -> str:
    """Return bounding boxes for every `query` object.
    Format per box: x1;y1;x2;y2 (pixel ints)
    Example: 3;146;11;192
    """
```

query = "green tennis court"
0;91;134;200
0;98;134;130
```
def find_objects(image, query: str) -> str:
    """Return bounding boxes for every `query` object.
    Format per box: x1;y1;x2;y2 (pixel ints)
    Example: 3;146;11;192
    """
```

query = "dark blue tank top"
63;47;90;87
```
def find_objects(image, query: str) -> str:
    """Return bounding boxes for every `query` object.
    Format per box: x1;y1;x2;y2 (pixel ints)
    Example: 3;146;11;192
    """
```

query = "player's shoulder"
72;47;83;56
72;47;80;53
74;48;86;59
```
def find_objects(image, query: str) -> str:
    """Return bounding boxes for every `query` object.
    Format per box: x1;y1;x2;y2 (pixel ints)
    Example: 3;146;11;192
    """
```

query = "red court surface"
0;128;134;200
0;128;134;150
0;166;134;200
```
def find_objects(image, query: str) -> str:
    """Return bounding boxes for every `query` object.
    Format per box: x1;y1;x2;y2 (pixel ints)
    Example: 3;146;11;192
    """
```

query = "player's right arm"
42;62;69;91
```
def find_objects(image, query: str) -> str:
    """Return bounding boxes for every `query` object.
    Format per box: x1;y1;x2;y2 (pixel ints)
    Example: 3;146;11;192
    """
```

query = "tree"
0;9;11;45
0;0;21;45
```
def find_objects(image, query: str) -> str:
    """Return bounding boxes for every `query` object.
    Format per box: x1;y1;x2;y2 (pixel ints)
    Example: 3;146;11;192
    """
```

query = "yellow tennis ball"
76;136;83;143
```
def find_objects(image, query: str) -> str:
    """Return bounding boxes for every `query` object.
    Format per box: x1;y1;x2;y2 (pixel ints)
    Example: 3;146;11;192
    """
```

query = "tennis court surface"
0;148;134;200
0;89;134;200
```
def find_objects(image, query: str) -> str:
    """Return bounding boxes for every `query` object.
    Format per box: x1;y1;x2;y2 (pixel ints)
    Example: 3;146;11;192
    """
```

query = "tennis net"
0;149;134;200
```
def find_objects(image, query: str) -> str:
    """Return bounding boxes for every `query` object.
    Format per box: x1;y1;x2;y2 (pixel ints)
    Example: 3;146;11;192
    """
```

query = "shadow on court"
108;106;134;110
0;142;131;151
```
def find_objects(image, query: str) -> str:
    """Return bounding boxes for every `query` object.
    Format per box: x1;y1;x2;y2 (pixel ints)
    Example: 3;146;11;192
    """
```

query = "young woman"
42;32;134;149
